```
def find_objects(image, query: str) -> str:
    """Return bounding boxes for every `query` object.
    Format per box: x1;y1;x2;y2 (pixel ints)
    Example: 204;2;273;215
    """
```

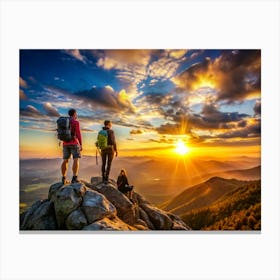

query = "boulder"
138;207;155;229
89;178;136;225
134;219;150;230
90;177;103;186
168;213;191;230
141;203;173;230
133;224;149;230
65;209;88;230
53;184;83;228
21;200;43;229
48;182;64;201
132;192;150;206
20;199;57;230
82;189;116;224
20;179;191;231
83;217;135;231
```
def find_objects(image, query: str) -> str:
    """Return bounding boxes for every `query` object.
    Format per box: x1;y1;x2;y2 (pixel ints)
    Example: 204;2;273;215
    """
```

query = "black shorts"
63;145;81;159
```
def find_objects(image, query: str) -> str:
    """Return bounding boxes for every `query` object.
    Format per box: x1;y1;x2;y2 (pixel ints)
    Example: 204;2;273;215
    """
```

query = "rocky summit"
20;177;191;231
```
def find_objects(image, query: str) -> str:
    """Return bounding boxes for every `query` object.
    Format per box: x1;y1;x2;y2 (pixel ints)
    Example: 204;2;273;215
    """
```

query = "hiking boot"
62;176;66;185
71;176;80;183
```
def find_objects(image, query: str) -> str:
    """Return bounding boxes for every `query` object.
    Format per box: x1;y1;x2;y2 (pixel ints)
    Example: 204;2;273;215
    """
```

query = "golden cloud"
20;77;28;88
20;89;27;100
168;49;188;59
172;50;261;103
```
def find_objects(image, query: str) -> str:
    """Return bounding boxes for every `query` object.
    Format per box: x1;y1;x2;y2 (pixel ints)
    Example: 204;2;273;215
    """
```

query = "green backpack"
96;130;108;150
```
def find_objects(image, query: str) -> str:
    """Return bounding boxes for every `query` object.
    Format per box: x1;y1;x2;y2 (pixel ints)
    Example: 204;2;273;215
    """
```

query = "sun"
174;140;190;155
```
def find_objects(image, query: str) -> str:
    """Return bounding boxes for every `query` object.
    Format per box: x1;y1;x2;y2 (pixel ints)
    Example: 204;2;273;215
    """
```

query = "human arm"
75;120;83;150
109;130;118;156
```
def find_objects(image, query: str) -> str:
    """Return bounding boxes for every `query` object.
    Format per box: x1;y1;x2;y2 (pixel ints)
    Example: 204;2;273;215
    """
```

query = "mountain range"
20;155;260;212
161;177;261;230
180;179;261;230
20;155;261;230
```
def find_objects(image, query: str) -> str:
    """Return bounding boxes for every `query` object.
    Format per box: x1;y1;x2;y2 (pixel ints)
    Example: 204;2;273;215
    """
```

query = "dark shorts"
63;145;81;159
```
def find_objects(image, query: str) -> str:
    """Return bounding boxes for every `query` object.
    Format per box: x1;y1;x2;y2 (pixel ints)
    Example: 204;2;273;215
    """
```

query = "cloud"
168;50;188;59
20;105;43;118
130;129;143;135
43;102;60;117
156;122;191;135
96;50;187;98
147;56;182;80
20;117;57;133
64;49;87;64
75;86;136;114
54;77;65;82
254;99;261;117
199;103;249;124
139;92;171;106
97;50;152;70
20;77;28;88
212;119;261;139
155;102;251;136
20;89;27;100
96;50;152;98
173;50;261;103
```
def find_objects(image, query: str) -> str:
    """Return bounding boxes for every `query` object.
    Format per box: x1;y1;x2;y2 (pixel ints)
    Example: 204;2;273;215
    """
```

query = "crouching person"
117;169;134;202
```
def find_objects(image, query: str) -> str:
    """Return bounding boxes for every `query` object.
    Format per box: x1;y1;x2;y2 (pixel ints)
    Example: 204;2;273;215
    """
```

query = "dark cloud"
137;92;170;106
200;103;249;124
75;86;136;113
155;102;252;137
156;122;190;135
254;100;261;116
214;120;260;139
173;50;261;103
215;50;261;102
237;120;247;128
173;103;248;130
172;57;212;90
45;85;136;115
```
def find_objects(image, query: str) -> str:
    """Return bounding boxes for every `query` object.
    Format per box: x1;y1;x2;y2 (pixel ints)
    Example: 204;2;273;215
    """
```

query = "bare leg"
61;159;69;177
72;158;79;176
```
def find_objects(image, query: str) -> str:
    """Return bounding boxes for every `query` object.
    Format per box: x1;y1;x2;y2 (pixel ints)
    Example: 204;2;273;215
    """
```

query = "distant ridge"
181;180;261;230
161;177;253;216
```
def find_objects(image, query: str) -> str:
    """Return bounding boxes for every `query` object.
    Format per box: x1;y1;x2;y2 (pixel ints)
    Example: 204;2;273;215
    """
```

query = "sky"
19;49;261;159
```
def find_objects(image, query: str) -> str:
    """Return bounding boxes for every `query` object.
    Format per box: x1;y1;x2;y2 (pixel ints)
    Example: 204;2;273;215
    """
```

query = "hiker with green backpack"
96;120;118;182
